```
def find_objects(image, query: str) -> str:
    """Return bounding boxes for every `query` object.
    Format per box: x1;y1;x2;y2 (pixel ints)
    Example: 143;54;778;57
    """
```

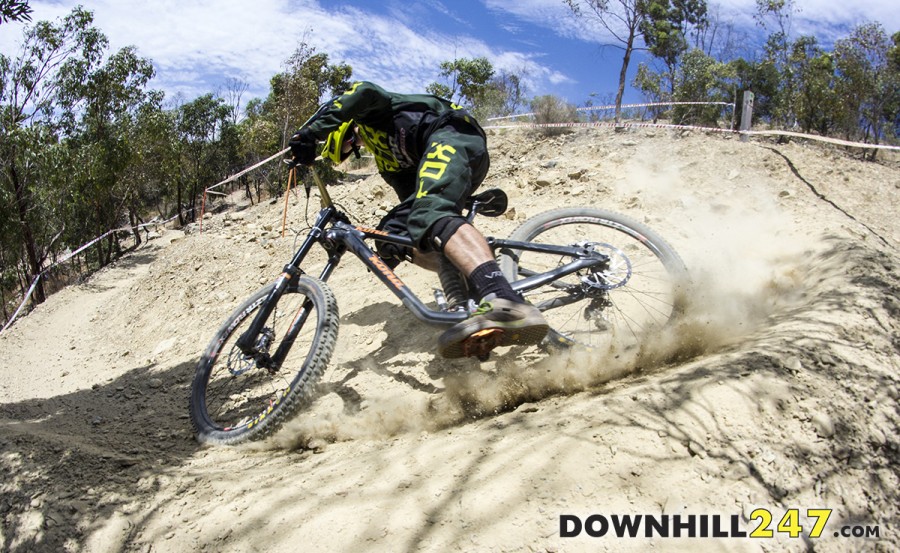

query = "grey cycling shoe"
438;295;549;359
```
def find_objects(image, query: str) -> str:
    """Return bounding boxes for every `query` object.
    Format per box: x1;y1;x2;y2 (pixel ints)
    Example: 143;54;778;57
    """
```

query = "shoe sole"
439;319;550;359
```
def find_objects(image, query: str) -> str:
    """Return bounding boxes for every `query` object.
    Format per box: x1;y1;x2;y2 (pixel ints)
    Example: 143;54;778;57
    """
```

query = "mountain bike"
189;167;688;445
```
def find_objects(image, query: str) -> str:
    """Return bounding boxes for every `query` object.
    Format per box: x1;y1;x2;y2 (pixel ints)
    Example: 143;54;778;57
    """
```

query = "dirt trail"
1;128;898;553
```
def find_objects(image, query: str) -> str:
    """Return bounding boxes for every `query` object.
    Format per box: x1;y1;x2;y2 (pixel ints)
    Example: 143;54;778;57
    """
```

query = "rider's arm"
303;81;392;139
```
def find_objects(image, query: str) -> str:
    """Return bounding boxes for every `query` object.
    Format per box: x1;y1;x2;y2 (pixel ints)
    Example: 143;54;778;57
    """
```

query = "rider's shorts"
377;123;489;258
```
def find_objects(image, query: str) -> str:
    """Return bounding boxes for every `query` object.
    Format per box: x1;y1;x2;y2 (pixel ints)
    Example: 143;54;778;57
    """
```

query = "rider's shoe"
438;294;549;359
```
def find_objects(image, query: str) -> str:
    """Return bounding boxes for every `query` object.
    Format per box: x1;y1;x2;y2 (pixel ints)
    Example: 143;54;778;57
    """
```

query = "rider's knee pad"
426;216;467;252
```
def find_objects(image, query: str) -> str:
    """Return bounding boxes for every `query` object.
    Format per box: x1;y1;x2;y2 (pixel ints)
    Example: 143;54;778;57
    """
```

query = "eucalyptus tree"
641;0;708;96
174;93;236;225
564;0;648;122
1;6;160;309
249;43;351;195
427;57;526;120
889;32;900;139
833;22;898;152
236;97;281;199
565;0;707;121
0;0;31;24
64;45;156;263
789;36;837;135
0;7;106;304
753;0;801;127
267;43;353;149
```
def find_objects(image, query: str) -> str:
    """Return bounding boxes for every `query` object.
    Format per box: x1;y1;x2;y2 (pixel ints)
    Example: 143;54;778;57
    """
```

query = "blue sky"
2;0;898;112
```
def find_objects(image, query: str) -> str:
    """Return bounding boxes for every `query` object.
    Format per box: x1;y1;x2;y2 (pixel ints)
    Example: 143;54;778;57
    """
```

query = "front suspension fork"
234;264;301;363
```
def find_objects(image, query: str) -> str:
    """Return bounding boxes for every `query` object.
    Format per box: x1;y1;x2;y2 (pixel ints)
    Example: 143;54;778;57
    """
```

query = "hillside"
1;127;898;552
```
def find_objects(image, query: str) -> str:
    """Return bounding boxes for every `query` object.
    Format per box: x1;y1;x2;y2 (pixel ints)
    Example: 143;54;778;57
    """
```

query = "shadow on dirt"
325;300;472;405
576;238;900;548
3;237;897;552
0;358;200;552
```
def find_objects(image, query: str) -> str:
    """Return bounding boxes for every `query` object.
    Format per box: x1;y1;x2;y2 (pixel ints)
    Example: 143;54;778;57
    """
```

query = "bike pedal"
462;328;505;360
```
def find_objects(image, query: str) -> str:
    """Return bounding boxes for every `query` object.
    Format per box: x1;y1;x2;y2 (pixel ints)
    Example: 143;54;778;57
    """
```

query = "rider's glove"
289;128;317;165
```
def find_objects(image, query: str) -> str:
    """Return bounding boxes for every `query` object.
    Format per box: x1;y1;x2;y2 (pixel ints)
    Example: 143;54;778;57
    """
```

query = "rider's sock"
468;261;521;304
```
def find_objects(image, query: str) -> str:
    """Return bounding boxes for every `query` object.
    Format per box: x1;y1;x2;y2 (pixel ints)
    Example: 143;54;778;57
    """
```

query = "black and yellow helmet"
322;120;358;164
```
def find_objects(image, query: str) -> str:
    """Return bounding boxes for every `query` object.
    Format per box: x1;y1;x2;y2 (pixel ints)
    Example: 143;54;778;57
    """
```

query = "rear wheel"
499;207;688;351
189;276;339;445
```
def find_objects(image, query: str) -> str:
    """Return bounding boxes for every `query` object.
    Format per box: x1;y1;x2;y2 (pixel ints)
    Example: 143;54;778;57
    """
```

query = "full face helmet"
322;120;361;163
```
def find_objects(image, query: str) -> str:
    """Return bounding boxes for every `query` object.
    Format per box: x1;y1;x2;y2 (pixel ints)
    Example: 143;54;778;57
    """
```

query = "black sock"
468;261;520;303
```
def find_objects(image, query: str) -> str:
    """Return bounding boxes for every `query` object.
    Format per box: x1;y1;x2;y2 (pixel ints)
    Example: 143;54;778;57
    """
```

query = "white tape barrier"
7;148;292;332
1;211;186;334
2;274;44;334
743;129;900;151
206;147;290;192
487;101;735;122
486;120;735;133
484;120;900;151
200;147;292;233
5;149;291;331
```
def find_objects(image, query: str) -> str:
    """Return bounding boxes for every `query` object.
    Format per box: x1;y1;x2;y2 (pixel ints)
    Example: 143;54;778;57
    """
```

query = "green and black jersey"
303;81;485;176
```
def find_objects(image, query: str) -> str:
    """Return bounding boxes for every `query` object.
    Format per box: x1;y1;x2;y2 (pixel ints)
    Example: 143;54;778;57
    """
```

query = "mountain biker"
289;81;548;358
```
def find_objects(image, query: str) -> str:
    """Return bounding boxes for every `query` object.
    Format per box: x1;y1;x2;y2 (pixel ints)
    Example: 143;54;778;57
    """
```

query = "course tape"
206;147;290;191
487;101;735;121
4;148;292;331
484;120;900;151
743;129;900;151
200;147;292;233
1;211;186;334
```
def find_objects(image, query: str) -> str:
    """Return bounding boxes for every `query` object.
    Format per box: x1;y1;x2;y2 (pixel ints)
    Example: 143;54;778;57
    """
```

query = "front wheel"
499;207;688;351
189;276;339;445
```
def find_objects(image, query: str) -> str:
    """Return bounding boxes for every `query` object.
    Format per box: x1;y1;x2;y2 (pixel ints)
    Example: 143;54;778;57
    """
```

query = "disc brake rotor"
226;347;256;377
577;242;632;291
226;328;275;376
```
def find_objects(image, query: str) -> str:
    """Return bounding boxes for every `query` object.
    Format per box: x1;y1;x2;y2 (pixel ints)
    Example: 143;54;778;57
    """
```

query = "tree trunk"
189;181;198;222
129;208;142;247
615;32;637;124
95;234;105;268
1;286;9;322
109;233;120;261
177;181;185;227
7;160;46;304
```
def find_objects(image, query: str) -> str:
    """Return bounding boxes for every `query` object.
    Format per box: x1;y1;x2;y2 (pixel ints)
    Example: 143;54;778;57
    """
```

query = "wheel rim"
513;216;682;351
200;288;321;434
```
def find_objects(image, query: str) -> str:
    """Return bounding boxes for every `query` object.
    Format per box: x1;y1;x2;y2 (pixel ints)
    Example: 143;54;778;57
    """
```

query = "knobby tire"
498;207;688;351
189;276;339;445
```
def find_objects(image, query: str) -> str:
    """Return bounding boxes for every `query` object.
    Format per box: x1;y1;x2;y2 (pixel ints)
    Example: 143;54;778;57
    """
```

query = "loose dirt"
1;128;898;552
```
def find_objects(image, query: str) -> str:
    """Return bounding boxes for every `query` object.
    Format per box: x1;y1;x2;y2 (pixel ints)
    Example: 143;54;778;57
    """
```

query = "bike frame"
235;168;608;369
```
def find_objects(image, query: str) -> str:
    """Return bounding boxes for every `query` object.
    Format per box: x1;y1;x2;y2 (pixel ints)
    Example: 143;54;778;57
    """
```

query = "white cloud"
485;0;587;40
3;0;896;105
1;0;574;107
486;0;899;47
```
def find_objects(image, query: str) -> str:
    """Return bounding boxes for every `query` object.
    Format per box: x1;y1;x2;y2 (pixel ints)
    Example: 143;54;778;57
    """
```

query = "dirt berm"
1;127;898;552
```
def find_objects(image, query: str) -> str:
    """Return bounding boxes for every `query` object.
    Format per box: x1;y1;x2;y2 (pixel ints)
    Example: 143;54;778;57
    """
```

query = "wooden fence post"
740;91;754;142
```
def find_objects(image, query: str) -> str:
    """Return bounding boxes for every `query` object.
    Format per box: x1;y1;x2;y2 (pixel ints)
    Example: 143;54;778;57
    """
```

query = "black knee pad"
427;216;467;252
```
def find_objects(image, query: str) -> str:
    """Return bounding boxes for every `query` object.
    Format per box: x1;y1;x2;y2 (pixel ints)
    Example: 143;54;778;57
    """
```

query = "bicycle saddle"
465;188;508;217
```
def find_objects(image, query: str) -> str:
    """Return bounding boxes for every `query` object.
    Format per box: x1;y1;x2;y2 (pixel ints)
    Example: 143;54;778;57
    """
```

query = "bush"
530;95;578;136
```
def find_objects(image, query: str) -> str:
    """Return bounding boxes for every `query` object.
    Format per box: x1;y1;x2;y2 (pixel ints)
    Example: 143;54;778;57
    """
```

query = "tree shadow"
5;236;896;552
0;359;201;552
